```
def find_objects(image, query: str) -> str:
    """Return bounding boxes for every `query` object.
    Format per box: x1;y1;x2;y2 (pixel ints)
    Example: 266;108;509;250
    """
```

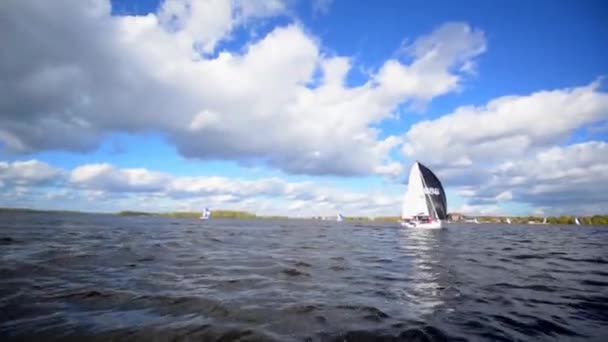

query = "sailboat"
337;214;344;222
464;217;479;224
200;208;211;220
542;217;547;224
506;218;512;224
400;161;448;229
574;217;581;225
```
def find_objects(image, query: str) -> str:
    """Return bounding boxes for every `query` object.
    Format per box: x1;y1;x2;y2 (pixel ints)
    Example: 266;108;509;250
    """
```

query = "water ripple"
1;213;607;341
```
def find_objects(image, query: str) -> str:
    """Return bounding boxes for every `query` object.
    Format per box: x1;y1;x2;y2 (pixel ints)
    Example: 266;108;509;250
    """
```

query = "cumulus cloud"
403;80;608;167
458;141;608;215
70;163;168;192
157;0;287;54
0;160;61;186
452;203;504;216
384;22;486;104
3;149;607;215
0;159;401;215
399;79;608;214
67;162;401;212
0;0;486;176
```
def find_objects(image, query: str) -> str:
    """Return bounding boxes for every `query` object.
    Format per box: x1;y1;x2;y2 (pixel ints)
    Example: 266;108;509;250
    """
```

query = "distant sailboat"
574;217;581;225
200;208;211;220
337;214;344;222
542;217;547;224
400;161;447;229
506;218;512;224
464;217;479;224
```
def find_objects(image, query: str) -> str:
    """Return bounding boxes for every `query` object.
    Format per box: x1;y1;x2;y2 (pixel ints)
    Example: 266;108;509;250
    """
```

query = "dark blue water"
1;212;607;341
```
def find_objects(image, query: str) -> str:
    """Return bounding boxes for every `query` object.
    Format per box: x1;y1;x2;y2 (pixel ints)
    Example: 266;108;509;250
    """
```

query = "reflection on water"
394;228;446;316
1;212;607;341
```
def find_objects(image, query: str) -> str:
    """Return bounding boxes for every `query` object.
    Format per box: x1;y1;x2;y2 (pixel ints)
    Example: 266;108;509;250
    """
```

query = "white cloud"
403;80;608;166
0;160;61;186
494;190;512;202
374;161;404;178
166;175;289;198
400;80;608;215
0;160;397;216
382;22;486;104
458;141;608;215
3;145;607;215
452;203;504;216
158;0;287;54
70;163;168;192
0;0;486;177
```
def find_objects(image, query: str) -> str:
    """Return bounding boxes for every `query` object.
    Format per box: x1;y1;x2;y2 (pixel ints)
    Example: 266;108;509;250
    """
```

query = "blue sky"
0;0;607;216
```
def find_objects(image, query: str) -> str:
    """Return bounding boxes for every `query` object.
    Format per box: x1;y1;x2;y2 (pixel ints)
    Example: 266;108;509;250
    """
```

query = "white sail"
574;217;580;225
200;208;211;220
542;217;547;224
401;163;430;219
506;218;512;224
337;214;344;222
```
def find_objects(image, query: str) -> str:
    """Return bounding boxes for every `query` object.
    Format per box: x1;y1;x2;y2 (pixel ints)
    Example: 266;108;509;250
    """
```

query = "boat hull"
400;220;443;229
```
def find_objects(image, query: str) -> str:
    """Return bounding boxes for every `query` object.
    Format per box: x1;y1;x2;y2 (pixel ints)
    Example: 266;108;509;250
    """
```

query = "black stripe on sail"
417;162;448;220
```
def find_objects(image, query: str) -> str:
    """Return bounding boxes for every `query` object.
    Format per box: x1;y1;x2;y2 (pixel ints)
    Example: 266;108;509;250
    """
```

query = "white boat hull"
400;220;443;229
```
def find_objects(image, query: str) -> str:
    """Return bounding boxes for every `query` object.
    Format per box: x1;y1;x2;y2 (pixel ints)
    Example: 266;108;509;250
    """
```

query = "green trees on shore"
370;216;401;222
118;210;256;219
577;215;608;225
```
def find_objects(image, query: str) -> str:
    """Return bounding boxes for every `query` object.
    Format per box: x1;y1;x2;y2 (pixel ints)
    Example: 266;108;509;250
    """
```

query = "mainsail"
401;162;448;221
401;163;430;219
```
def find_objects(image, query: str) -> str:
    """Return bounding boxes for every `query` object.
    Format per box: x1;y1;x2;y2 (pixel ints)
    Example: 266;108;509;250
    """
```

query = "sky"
1;0;607;217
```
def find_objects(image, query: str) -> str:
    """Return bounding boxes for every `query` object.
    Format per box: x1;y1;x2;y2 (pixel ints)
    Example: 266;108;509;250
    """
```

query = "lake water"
1;212;607;341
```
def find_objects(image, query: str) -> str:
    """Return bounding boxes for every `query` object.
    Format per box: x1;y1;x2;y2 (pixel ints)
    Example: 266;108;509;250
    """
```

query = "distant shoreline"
0;207;606;225
117;210;259;219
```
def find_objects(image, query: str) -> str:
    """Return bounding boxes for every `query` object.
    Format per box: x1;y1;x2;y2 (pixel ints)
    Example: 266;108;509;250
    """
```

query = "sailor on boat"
400;161;448;229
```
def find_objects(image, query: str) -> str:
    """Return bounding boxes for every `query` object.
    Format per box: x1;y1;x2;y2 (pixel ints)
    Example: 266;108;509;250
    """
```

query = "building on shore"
448;212;464;221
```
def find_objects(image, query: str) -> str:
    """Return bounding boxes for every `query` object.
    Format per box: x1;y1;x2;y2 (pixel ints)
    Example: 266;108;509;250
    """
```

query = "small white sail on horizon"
574;217;581;225
337;214;344;222
200;208;211;220
506;217;512;224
